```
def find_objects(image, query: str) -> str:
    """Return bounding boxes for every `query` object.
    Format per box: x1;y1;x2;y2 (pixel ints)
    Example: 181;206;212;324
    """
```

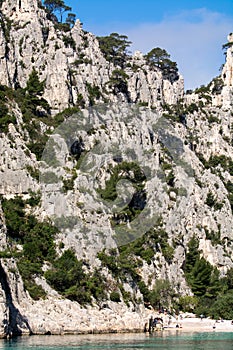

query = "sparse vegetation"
145;47;178;82
45;249;107;304
97;32;131;67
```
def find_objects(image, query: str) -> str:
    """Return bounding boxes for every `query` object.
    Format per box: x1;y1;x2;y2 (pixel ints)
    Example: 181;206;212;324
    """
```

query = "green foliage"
1;195;57;300
186;103;199;113
26;132;49;161
0;250;15;259
138;280;151;303
3;69;52;160
45;249;107;304
54;22;70;32
26;191;41;207
97;32;131;67
162;102;188;125
0;85;17;133
62;178;75;192
66;13;76;28
188;257;213;296
98;162;146;226
26;166;40;181
2;196;57;260
225;267;233;290
145;47;170;66
98;248;139;283
86;83;101;106
193;266;233;318
52;106;80;126
209;292;233;319
204;228;221;246
18;68;50;121
99;161;145;201
62;35;76;49
45;249;84;292
145;227;174;264
97;250;119;275
25;68;45;96
207;114;219;123
73;54;92;66
108;69;129;95
184;237;222;299
0;14;12;56
145;47;178;81
200;154;233;177
207;155;228;169
17;259;46;300
166;170;175;187
150;279;175;309
183;236;200;274
195;85;210;94
110;291;121;302
178;296;198;312
205;191;223;211
43;0;71;22
23;221;57;262
210;77;224;95
225;181;233;212
98;222;174;306
1;196;26;240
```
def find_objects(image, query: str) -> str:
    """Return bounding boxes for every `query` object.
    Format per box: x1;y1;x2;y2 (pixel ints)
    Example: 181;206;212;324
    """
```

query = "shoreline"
155;317;233;334
3;317;233;338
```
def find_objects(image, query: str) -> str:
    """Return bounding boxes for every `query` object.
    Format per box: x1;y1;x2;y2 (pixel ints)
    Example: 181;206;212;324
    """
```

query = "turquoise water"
1;332;233;350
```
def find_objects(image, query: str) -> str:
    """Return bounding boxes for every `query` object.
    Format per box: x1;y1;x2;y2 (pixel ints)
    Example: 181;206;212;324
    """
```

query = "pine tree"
23;69;50;117
97;33;131;67
190;257;212;296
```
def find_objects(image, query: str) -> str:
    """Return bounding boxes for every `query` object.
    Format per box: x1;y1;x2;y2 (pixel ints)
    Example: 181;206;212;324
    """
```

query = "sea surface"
0;332;233;350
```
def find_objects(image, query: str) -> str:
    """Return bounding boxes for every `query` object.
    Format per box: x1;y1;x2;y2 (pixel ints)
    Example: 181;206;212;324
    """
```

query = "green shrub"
1;196;26;239
17;258;46;300
2;195;57;263
110;291;121;302
149;279;175;309
0;85;17;133
45;249;107;304
205;192;215;207
178;296;198;312
209;292;233;319
107;69;129;95
86;83;101;106
62;35;76;49
98;161;145;201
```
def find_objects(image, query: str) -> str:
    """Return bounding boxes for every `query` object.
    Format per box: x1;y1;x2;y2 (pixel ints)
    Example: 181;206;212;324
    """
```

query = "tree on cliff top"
145;47;178;82
43;0;71;22
97;33;131;67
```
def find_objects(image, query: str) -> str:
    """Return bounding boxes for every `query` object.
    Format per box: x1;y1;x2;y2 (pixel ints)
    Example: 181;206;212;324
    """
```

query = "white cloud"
123;9;233;89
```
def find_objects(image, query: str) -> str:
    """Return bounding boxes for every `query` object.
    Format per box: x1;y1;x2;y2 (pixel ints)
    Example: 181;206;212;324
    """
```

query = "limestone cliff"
0;0;233;337
0;0;183;112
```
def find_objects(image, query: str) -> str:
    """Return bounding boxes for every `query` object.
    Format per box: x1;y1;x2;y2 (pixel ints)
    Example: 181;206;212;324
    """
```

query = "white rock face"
222;33;233;87
0;0;183;112
0;0;233;338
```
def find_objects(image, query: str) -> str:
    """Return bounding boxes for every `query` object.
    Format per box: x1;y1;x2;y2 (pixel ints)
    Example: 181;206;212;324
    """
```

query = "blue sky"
66;0;233;89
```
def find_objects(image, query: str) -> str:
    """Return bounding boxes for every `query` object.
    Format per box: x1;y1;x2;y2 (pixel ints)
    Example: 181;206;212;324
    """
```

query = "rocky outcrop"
0;0;233;338
0;0;183;112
